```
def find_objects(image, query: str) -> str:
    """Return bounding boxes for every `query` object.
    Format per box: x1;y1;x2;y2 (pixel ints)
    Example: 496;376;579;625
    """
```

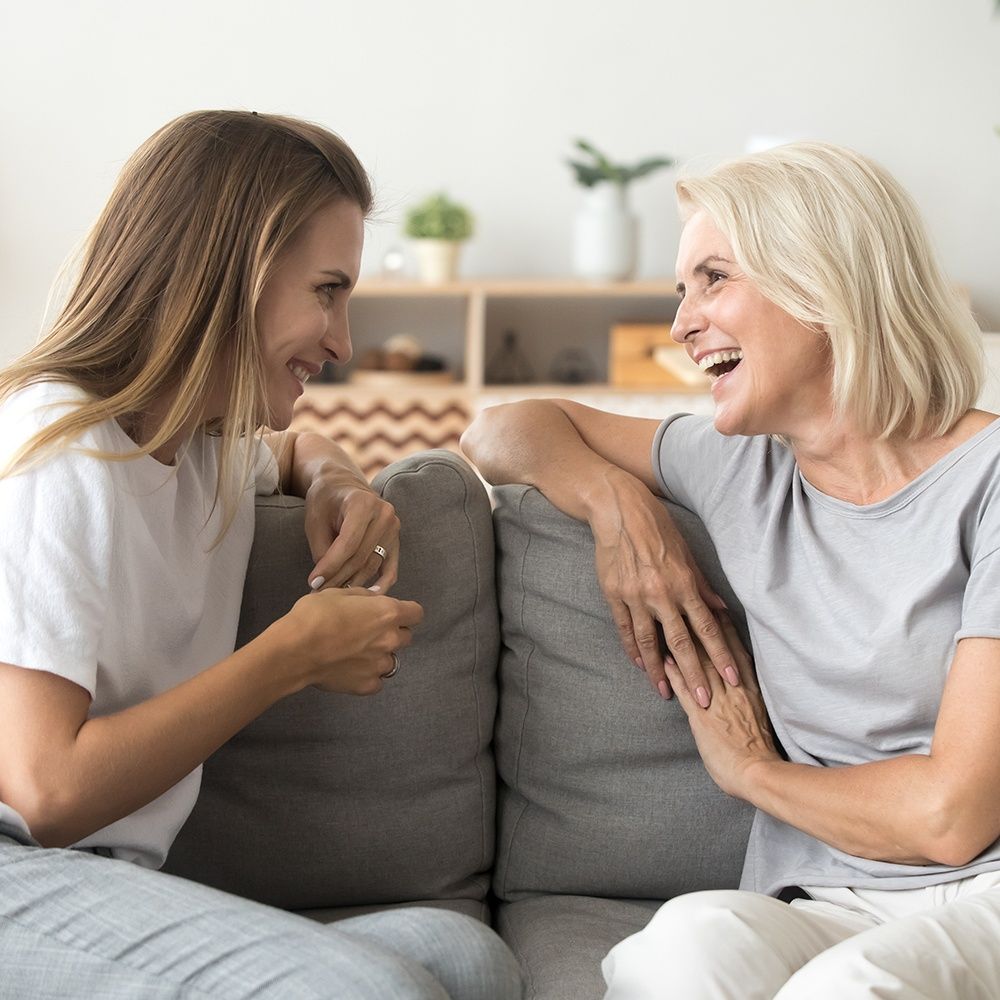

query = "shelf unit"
325;276;705;394
292;277;714;475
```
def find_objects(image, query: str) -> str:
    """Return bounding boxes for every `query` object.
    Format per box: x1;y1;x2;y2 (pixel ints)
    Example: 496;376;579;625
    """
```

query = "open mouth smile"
698;349;743;381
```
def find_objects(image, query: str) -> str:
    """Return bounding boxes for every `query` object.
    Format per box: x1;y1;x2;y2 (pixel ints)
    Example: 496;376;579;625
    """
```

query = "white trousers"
601;872;1000;1000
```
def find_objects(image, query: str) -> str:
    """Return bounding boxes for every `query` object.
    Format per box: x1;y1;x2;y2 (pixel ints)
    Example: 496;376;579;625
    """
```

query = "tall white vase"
572;183;637;281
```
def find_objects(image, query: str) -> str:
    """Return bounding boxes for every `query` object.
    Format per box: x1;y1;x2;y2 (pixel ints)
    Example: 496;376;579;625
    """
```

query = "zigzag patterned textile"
291;394;472;478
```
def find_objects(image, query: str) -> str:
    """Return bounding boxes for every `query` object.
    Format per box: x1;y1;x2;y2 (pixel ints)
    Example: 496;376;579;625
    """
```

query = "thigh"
777;885;1000;1000
336;907;523;1000
0;839;446;999
602;889;874;1000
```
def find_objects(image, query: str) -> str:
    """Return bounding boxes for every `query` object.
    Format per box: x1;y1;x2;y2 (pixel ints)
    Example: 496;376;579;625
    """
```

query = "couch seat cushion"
497;894;661;1000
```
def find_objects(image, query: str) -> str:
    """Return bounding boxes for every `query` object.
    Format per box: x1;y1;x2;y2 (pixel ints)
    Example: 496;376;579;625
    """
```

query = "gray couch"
163;450;755;999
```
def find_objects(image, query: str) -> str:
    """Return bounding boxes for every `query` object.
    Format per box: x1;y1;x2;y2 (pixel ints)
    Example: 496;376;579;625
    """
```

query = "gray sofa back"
165;450;753;923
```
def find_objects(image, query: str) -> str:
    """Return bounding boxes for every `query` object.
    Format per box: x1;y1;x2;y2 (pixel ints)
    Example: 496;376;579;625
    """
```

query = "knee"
424;910;524;1000
644;890;757;941
603;891;781;1000
372;908;523;1000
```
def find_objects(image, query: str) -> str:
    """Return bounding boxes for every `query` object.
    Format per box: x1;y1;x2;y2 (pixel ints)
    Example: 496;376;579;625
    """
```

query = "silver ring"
373;544;387;560
381;652;400;679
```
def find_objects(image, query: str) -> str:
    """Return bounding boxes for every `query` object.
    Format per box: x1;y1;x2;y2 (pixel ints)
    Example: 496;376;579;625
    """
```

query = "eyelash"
318;283;342;299
677;271;726;301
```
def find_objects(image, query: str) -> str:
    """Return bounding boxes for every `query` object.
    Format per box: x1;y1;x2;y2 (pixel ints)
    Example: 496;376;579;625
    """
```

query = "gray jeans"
0;835;523;999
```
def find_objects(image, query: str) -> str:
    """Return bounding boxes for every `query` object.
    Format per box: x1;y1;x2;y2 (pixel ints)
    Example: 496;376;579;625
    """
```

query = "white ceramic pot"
414;239;462;283
572;183;638;281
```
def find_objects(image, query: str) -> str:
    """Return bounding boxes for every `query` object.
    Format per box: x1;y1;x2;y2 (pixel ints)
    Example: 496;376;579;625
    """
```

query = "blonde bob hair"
676;141;982;440
0;109;372;532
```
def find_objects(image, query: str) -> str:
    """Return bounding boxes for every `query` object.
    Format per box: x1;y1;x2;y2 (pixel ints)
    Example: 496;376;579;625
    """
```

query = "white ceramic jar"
572;182;637;281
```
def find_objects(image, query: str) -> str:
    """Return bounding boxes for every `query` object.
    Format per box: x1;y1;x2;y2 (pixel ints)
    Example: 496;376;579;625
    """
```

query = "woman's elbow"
460;404;518;473
921;792;998;868
1;771;79;848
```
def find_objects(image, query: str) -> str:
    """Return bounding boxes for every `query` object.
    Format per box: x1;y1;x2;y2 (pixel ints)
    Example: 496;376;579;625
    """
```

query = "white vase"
414;239;462;283
572;183;637;281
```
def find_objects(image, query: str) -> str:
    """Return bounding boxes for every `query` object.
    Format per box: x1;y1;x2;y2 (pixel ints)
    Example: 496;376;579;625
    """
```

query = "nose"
670;295;703;345
323;310;353;367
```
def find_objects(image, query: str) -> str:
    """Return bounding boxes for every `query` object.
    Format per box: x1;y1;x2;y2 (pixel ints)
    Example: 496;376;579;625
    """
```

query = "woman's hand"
663;614;779;798
304;478;400;592
591;469;740;707
280;587;423;695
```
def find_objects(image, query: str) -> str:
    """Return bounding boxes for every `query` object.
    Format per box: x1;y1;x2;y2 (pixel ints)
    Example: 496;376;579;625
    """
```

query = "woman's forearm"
266;430;368;497
744;754;980;868
461;400;635;522
21;624;304;848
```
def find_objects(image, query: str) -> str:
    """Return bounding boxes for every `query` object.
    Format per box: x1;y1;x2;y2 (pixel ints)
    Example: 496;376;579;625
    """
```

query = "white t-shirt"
0;382;279;868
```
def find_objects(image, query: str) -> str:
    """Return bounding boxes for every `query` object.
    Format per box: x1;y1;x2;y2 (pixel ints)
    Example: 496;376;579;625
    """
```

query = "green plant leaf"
621;156;675;183
567;159;607;187
567;139;674;188
404;192;474;240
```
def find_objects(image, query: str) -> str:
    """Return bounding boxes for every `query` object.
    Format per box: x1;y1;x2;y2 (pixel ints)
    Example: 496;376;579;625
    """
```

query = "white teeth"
697;349;744;372
287;362;311;383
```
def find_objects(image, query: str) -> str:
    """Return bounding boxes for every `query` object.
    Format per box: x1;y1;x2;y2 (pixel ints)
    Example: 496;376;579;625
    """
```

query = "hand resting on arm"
461;398;740;705
667;628;1000;868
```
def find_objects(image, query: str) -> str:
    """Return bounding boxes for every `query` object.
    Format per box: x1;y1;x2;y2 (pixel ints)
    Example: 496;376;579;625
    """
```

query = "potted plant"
404;192;474;283
566;139;674;281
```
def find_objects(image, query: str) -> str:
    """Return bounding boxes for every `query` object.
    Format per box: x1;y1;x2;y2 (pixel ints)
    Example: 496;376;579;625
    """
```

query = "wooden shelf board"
354;277;679;299
474;383;711;396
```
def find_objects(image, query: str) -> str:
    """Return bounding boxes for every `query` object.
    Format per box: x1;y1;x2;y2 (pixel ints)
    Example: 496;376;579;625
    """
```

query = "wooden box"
609;323;710;389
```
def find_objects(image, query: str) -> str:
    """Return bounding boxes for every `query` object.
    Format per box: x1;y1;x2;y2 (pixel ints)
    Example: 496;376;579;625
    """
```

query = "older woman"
462;142;1000;997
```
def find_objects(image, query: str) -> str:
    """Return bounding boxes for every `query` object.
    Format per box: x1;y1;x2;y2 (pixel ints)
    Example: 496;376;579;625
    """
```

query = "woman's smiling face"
671;210;833;440
255;198;364;430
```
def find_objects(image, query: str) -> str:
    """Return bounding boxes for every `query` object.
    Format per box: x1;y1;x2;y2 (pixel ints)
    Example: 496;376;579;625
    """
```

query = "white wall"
2;0;998;362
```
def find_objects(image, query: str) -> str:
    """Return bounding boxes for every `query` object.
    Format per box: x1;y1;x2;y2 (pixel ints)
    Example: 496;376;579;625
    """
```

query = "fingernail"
696;686;710;709
368;585;381;593
665;656;676;668
634;657;645;671
310;576;325;591
658;680;671;700
725;666;740;686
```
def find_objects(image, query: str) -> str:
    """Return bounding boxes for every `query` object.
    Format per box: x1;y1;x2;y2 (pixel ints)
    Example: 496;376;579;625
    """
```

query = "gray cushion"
165;450;499;913
497;895;662;1000
492;485;754;902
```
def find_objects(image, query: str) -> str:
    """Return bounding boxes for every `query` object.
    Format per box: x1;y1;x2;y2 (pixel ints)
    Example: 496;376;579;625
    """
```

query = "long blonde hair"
1;109;372;531
677;142;982;440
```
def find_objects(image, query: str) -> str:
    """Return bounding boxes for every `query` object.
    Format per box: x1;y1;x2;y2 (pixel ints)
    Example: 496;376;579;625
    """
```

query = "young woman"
0;110;522;999
463;142;1000;997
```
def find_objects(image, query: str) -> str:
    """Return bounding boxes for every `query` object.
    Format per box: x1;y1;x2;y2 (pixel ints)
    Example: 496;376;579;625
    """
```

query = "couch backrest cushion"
492;485;754;902
165;451;499;912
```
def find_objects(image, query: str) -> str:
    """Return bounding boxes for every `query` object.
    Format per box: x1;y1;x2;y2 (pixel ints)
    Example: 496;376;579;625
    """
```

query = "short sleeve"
0;401;114;697
957;534;1000;643
651;413;745;517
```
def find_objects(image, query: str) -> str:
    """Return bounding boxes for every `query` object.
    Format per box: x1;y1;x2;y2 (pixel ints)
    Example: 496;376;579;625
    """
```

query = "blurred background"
2;0;998;470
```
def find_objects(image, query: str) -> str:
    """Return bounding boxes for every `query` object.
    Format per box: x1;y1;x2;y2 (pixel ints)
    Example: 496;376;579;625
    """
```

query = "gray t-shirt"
652;413;1000;897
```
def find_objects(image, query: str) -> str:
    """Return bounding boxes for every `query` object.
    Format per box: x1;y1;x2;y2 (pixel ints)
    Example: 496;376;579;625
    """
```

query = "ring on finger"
380;652;400;679
373;544;387;560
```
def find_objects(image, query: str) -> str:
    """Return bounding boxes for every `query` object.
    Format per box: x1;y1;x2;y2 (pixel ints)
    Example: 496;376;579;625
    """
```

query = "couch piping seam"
497;487;534;900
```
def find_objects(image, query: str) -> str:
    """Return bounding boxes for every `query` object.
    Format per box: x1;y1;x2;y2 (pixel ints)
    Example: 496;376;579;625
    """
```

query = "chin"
263;398;294;431
266;411;293;431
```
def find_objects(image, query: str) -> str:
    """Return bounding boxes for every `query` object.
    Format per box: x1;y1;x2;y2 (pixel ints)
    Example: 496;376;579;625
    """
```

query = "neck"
119;393;203;466
789;410;993;505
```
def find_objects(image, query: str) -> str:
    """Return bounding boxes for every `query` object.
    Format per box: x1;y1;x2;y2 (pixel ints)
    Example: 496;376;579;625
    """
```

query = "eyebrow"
675;255;735;295
320;269;353;287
